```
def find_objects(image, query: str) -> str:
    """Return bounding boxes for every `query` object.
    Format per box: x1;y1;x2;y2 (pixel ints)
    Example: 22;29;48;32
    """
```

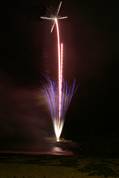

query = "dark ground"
0;152;119;178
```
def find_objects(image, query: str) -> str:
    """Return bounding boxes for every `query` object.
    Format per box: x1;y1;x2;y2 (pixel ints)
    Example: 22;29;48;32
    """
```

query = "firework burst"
43;80;76;142
41;2;76;142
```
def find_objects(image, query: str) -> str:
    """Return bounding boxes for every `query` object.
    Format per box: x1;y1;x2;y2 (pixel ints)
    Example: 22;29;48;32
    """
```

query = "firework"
43;80;76;142
41;2;75;142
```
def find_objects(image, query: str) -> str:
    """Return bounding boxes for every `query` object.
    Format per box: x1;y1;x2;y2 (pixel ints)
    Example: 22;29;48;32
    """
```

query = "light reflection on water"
50;146;74;156
44;137;79;156
53;146;63;152
0;138;78;156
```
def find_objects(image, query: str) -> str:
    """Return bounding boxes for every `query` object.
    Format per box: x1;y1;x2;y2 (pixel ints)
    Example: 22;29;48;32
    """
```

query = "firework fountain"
41;2;76;142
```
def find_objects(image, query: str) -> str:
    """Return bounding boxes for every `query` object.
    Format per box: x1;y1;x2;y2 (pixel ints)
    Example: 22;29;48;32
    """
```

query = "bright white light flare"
43;80;76;142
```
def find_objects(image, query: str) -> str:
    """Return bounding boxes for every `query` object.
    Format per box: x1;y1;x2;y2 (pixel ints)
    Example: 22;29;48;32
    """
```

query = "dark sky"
0;0;119;150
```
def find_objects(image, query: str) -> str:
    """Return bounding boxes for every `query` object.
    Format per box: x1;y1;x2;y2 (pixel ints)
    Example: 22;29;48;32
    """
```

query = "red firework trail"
55;18;63;124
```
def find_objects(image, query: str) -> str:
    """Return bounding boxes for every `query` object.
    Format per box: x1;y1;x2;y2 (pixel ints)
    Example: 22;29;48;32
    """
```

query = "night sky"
0;0;118;151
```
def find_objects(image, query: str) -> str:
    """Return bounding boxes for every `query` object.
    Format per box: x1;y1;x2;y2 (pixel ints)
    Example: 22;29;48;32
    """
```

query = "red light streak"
55;18;63;123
